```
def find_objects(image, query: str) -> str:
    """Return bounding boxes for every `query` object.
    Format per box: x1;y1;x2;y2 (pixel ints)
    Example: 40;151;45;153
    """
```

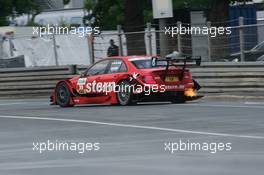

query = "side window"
108;60;127;74
87;60;110;76
119;62;127;72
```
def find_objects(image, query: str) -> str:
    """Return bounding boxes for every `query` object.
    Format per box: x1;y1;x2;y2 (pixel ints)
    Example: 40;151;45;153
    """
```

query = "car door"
91;58;129;98
77;60;111;103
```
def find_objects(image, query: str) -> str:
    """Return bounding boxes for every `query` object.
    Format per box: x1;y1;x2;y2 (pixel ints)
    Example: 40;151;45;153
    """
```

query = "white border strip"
0;103;27;106
182;103;264;109
0;115;263;139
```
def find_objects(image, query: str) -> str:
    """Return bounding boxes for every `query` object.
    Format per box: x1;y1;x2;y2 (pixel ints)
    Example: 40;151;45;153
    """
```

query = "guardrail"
191;67;264;96
0;63;263;98
0;65;76;97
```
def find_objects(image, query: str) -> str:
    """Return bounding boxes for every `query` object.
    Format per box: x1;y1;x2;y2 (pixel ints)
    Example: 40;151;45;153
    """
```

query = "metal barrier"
91;17;264;63
0;63;263;98
191;63;264;96
1;16;264;68
0;65;76;97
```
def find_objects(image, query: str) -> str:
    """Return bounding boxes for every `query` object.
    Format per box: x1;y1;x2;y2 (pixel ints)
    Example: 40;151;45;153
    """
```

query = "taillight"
141;75;156;84
184;71;192;79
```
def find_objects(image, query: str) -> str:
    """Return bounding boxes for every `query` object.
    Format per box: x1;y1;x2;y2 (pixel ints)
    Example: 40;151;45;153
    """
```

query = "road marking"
245;102;264;105
0;102;27;106
180;103;264;109
0;115;263;140
0;102;48;106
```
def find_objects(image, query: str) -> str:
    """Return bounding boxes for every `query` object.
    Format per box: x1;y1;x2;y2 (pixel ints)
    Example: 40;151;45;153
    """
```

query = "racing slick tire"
55;82;73;107
171;91;186;104
117;80;135;106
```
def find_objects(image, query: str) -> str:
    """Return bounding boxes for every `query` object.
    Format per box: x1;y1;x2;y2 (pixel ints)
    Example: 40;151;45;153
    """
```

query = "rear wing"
151;54;201;79
151;55;201;69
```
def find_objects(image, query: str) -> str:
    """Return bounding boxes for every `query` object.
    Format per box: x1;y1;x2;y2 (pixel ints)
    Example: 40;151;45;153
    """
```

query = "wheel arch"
116;74;131;84
53;80;75;105
55;80;74;94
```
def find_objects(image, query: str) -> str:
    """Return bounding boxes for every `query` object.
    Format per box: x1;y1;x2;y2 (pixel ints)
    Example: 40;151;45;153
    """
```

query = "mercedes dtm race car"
50;54;203;107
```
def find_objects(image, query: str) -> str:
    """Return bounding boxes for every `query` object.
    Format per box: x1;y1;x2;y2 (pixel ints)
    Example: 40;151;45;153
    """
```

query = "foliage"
172;0;251;9
0;0;41;26
85;0;254;29
0;0;13;25
63;0;71;5
84;0;124;30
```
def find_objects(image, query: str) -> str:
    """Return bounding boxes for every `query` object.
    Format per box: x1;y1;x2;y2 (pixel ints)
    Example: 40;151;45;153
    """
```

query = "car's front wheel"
117;80;134;105
56;82;73;107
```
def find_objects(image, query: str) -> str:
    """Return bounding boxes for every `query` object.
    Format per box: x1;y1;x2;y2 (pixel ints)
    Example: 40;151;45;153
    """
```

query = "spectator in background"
0;34;6;59
107;39;119;57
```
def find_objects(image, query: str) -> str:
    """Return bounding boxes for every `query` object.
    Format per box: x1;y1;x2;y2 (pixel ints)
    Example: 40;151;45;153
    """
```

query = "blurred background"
1;0;264;68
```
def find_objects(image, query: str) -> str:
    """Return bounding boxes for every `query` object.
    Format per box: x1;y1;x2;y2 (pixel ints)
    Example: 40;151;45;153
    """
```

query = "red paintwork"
50;56;198;106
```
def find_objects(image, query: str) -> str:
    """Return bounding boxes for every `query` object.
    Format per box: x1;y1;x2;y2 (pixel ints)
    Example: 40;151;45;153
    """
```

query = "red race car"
50;55;203;107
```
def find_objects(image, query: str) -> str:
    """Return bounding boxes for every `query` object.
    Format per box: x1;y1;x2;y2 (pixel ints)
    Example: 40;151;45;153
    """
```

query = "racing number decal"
77;78;87;94
77;78;87;85
151;58;157;67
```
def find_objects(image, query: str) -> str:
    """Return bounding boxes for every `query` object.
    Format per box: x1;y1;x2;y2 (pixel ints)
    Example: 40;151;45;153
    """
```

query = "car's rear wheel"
171;91;186;104
56;82;73;107
117;80;134;105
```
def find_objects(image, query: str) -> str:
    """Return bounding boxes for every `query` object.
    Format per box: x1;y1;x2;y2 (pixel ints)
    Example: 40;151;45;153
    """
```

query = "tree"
84;0;149;55
84;0;253;27
172;0;252;24
84;0;253;55
84;0;124;30
124;0;145;55
0;0;41;26
0;0;13;25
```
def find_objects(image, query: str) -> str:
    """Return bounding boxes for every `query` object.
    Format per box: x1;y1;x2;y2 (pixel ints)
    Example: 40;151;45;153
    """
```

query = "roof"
106;55;156;61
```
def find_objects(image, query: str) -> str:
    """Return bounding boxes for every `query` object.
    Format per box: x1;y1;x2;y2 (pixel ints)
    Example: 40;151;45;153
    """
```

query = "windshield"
130;58;167;69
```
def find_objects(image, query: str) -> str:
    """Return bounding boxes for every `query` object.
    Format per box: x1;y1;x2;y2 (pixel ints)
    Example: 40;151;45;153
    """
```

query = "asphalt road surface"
0;98;263;175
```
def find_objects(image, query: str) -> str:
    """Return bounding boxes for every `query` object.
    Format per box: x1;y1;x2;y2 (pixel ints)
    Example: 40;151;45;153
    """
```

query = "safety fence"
1;16;264;68
92;17;264;62
0;63;263;98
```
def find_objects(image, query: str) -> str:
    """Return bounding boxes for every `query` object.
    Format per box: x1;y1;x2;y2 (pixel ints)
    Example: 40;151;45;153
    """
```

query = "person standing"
107;39;119;57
